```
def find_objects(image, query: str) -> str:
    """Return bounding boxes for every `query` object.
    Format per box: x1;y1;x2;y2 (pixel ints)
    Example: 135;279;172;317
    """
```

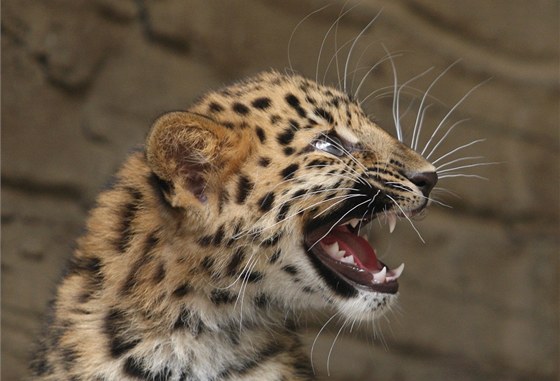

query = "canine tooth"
393;263;405;278
324;242;339;257
387;263;405;281
349;219;360;228
373;267;387;283
388;213;397;233
340;255;355;265
335;250;346;259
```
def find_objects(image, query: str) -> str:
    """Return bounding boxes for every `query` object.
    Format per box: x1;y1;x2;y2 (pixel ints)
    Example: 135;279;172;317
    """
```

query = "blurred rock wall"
2;1;558;380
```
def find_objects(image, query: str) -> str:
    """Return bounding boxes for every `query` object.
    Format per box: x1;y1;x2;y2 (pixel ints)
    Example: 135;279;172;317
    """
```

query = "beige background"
2;1;558;380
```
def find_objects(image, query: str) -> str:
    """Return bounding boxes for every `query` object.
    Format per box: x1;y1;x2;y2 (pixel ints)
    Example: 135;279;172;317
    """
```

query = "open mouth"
305;212;405;295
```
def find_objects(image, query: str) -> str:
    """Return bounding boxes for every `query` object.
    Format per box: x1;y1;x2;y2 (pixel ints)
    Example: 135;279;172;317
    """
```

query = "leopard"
30;70;438;380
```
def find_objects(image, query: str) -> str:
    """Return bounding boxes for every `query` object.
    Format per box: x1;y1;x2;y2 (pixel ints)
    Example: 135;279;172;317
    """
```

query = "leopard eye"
312;134;345;157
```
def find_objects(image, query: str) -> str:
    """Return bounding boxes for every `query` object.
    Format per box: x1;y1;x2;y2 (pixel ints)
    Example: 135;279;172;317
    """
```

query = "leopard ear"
146;112;250;204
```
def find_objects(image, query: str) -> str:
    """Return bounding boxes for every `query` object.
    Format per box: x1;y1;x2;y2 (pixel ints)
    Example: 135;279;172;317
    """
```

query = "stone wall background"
2;0;558;380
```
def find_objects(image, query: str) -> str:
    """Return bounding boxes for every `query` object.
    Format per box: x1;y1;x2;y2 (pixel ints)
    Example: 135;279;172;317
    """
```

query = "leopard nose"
407;171;438;197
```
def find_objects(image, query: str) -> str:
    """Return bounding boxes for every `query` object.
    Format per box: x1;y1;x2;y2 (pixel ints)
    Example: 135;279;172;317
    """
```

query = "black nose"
407;171;438;198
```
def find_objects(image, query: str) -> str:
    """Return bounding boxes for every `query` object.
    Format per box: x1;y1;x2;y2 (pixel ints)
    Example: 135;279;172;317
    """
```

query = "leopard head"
146;71;437;321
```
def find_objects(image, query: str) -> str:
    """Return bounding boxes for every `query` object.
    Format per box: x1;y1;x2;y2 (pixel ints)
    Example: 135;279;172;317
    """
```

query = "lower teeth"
373;267;387;283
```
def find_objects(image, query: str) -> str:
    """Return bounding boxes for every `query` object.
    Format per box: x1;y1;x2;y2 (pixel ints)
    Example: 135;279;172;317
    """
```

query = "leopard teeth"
372;266;387;283
386;263;405;282
340;255;355;265
349;218;361;228
335;250;346;259
323;241;340;257
387;213;397;233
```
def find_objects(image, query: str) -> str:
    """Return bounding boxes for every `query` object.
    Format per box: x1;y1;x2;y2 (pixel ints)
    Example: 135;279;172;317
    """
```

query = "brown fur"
31;71;436;380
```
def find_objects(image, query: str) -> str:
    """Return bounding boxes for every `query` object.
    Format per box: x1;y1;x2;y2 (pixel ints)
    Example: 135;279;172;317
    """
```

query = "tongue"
322;226;383;271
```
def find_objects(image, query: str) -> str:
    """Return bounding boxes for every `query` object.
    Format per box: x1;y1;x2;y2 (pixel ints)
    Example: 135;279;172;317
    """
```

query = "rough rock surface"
2;1;558;380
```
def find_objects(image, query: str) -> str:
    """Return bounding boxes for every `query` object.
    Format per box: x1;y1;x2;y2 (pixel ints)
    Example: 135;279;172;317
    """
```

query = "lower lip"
310;245;399;294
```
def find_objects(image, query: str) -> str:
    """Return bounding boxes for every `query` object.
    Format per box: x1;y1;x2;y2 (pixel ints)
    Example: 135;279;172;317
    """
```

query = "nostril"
407;171;438;197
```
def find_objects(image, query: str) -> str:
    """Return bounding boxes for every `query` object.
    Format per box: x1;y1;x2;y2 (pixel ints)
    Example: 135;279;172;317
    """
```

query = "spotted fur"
31;71;437;380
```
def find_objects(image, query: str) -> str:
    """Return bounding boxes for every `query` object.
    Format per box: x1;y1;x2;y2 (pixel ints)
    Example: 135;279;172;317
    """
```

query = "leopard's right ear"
146;112;250;204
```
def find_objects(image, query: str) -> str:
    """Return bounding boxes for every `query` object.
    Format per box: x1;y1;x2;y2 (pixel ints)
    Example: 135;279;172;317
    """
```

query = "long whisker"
411;60;460;150
311;312;340;376
220;250;254;290
232;166;368;241
438;161;500;174
263;187;360;220
313;193;368;220
327;319;349;376
343;11;382;92
289;5;330;75
293;162;367;189
316;3;358;83
320;132;370;176
431;139;486;166
421;79;489;156
438;174;488;180
333;4;345;89
382;44;403;141
436;155;484;171
355;53;402;99
423;118;469;160
309;198;371;250
385;183;451;208
350;40;382;94
237;193;367;240
412;104;432;150
234;255;259;327
323;38;358;87
386;194;425;243
265;169;362;194
432;186;461;199
395;67;435;142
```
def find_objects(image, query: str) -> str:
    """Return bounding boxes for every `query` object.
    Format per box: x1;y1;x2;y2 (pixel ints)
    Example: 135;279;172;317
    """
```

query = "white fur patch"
334;125;359;144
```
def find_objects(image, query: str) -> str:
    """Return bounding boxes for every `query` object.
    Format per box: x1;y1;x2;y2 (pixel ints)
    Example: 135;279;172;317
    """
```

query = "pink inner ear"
184;171;208;203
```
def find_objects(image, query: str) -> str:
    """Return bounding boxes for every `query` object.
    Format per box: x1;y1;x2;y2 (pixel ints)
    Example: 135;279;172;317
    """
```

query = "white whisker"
386;194;425;243
240;193;366;240
343;11;381;92
289;5;330;75
320;132;370;176
323;38;357;87
316;4;358;83
412;60;460;150
435;155;484;171
350;40;382;93
424;118;469;160
312;193;368;219
309;198;371;250
412;104;432;150
327;319;349;376
311;312;340;375
355;53;401;99
438;161;500;174
395;67;434;142
431;139;486;166
384;182;450;208
382;44;403;141
432;186;461;199
439;174;488;180
421;80;489;156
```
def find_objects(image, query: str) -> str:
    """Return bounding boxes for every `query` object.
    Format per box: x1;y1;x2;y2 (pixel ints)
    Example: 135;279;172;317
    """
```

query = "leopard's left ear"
146;111;251;204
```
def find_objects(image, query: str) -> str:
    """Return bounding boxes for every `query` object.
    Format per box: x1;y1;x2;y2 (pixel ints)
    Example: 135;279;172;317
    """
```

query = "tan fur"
31;71;437;380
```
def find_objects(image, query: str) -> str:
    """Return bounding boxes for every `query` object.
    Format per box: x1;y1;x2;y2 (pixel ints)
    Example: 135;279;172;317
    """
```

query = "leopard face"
147;71;437;323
